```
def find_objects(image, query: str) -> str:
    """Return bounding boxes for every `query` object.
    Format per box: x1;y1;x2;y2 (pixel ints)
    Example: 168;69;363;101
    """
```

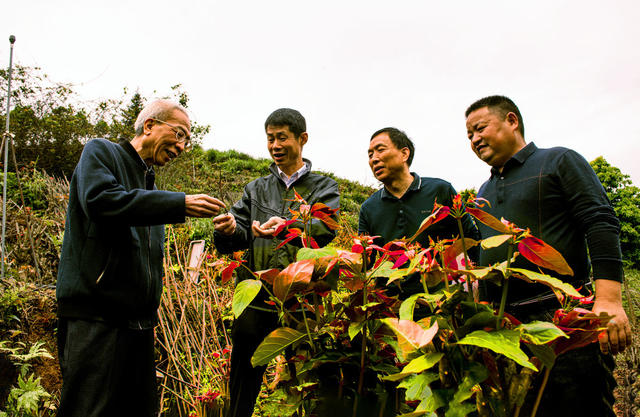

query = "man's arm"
558;150;631;354
213;186;253;254
77;140;186;226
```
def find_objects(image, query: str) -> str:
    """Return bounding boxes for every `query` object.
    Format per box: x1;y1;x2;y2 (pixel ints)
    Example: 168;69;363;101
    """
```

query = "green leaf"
509;268;582;298
251;328;307;367
402;352;444;374
297;247;338;261
369;261;395;278
398;372;439;401
400;294;443;321
517;321;568;345
348;321;365;340
526;344;557;369
457;329;538;371
480;234;512;249
232;279;262;318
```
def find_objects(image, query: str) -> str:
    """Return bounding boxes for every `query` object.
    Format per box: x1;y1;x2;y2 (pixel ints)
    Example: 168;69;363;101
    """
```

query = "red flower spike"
518;236;574;276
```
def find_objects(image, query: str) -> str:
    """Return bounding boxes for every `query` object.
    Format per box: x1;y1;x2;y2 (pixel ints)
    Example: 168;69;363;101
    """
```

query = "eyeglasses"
151;118;192;150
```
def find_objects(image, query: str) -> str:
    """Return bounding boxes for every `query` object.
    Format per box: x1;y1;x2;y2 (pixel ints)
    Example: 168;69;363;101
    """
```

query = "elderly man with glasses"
56;99;226;416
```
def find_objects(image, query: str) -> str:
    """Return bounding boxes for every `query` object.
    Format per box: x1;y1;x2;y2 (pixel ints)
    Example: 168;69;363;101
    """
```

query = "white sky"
3;0;640;191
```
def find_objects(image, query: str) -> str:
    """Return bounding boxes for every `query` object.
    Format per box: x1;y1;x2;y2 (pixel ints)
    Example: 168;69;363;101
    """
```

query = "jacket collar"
269;158;313;185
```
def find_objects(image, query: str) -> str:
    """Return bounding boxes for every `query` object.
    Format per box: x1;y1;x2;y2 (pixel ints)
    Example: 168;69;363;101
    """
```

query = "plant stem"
299;297;316;350
357;249;370;398
457;217;476;302
496;238;515;328
530;367;551;417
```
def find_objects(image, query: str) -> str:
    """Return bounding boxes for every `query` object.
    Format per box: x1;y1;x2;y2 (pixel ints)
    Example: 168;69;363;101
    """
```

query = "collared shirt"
359;173;480;250
277;163;309;188
477;142;622;304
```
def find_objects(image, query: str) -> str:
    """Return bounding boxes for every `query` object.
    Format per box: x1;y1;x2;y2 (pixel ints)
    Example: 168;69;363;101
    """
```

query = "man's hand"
185;194;226;218
592;279;632;355
213;213;236;235
251;217;286;238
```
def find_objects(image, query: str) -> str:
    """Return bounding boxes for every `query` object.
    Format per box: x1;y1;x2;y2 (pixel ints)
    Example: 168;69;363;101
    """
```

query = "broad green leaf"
517;321;568;345
402;352;444;374
382;372;413;382
526;344;556;369
397;412;430;417
518;236;574;276
273;258;315;301
297;247;338;261
457;329;538;371
348;321;365;340
445;402;476;417
400;293;444;321
480;234;512;249
388;267;410;285
383;319;439;357
398;372;439;400
509;268;582;298
369;261;395;278
445;365;488;417
232;279;262;318
251;328;306;367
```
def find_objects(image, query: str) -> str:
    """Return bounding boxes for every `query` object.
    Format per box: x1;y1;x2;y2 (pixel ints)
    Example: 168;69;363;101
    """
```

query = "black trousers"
226;307;279;417
516;308;617;417
57;318;158;417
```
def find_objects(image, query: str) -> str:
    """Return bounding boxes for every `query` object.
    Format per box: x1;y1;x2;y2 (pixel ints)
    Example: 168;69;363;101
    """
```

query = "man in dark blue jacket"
56;99;226;417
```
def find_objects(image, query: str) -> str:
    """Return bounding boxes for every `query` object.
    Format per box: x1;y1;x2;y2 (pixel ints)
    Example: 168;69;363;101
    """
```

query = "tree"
590;156;640;268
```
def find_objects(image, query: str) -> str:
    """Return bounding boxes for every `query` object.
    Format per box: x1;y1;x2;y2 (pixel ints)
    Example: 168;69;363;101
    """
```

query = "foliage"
0;66;211;178
0;341;54;417
224;193;609;417
590;156;640;268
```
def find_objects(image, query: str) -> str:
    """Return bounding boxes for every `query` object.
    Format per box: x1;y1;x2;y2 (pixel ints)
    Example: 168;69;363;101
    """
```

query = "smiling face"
266;124;307;175
465;106;524;169
143;109;191;166
368;132;410;183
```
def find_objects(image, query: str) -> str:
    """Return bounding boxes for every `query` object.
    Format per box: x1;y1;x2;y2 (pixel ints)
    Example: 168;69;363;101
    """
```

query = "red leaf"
255;268;280;285
551;308;611;356
221;262;240;284
273;258;315;301
292;188;305;203
442;238;479;269
409;205;451;242
276;228;303;249
465;207;511;234
518;236;574;276
273;219;299;236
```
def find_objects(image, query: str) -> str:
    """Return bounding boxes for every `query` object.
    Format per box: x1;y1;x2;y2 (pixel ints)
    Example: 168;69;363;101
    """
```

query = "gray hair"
134;99;189;136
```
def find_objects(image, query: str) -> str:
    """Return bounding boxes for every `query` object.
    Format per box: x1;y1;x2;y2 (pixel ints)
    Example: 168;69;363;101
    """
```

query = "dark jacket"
214;160;340;279
56;139;186;326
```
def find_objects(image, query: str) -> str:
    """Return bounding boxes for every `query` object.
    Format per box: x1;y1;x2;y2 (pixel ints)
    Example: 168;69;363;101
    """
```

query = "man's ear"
401;147;410;163
299;132;309;146
143;118;155;135
506;112;520;132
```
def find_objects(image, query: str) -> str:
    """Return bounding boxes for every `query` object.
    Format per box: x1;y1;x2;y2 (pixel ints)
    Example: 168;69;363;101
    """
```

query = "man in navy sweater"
56;99;226;417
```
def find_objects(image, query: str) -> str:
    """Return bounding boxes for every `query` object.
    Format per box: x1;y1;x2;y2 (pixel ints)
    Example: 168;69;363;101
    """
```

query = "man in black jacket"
214;108;340;417
56;99;226;417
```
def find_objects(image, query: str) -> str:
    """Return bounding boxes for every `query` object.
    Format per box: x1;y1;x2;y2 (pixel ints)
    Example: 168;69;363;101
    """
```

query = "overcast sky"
3;0;640;191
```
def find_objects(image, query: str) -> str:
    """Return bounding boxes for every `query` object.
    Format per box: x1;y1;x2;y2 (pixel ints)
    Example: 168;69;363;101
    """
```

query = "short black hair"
465;95;525;138
370;127;415;167
264;108;306;138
